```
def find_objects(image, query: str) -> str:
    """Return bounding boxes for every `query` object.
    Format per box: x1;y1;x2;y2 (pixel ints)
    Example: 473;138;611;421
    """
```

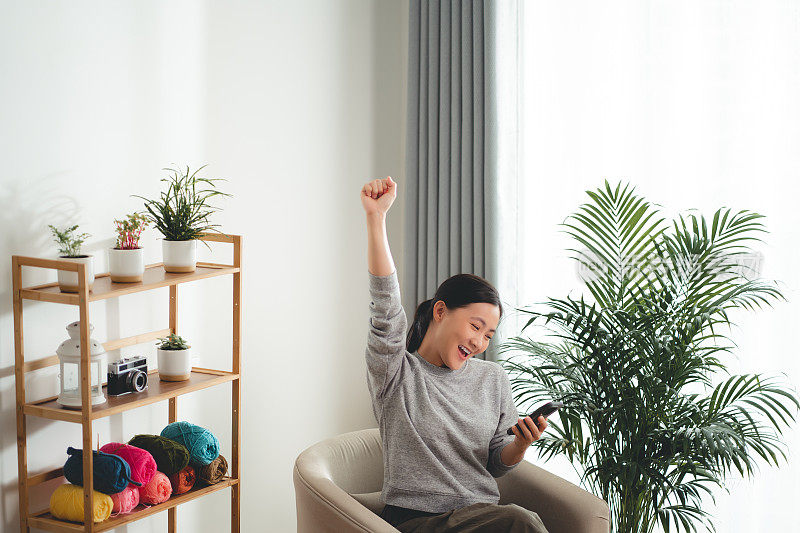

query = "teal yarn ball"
161;421;220;467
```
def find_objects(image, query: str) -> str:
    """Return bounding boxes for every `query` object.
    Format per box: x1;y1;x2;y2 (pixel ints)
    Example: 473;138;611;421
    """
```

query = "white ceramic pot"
157;347;192;381
162;239;197;273
109;247;145;282
57;255;95;293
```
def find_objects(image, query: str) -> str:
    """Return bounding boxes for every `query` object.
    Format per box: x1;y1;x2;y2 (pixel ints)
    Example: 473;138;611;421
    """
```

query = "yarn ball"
109;486;140;514
50;483;113;523
160;421;220;466
127;434;189;475
168;465;196;495
99;443;157;488
196;454;228;485
63;447;140;494
138;471;172;505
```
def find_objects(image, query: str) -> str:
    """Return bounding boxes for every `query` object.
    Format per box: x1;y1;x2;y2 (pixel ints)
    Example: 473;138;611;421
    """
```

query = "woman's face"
430;301;501;370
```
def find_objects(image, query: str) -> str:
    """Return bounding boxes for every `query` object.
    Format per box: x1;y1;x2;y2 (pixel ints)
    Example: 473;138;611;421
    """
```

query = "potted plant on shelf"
134;165;231;273
156;333;192;381
48;224;94;293
108;212;148;283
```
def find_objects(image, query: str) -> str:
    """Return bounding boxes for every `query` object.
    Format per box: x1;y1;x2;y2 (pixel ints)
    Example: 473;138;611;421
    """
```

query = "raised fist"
360;176;397;216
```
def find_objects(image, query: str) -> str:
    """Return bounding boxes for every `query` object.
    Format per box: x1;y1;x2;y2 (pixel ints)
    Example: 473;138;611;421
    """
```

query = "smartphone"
506;401;564;436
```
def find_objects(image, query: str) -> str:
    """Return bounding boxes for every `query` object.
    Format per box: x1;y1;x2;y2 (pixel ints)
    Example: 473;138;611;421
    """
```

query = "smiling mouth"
458;345;471;359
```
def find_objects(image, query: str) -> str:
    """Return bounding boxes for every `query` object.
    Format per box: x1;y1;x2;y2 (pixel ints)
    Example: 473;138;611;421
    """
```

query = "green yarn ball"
127;434;189;476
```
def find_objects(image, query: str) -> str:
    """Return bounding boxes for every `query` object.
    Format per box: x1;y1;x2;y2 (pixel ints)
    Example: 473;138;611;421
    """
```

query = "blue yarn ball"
63;447;140;494
160;422;220;467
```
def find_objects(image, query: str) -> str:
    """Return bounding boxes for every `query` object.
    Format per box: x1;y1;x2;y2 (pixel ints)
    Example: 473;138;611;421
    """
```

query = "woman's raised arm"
361;176;398;276
362;176;406;402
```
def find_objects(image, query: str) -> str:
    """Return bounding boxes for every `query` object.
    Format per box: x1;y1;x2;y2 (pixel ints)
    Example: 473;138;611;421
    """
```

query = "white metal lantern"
56;321;107;409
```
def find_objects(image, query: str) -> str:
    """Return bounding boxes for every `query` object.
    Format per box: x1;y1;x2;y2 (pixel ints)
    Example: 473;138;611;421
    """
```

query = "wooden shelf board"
20;263;240;304
24;369;239;422
29;478;238;532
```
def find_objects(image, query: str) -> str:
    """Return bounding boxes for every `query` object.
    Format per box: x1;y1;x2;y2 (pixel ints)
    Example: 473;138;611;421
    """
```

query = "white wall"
0;1;407;531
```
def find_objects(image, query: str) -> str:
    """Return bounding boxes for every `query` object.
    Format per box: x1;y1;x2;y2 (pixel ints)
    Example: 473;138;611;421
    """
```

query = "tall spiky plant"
133;165;231;248
501;181;798;533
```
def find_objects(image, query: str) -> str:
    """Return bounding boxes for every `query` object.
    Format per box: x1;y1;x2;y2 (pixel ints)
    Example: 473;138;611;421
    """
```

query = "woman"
362;176;550;533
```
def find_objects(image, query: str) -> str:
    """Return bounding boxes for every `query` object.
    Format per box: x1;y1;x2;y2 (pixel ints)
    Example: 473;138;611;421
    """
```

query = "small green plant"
133;165;231;247
48;224;90;257
114;212;149;250
157;334;190;350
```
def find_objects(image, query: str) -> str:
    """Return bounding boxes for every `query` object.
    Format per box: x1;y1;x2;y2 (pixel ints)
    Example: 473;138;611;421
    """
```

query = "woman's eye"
472;324;479;330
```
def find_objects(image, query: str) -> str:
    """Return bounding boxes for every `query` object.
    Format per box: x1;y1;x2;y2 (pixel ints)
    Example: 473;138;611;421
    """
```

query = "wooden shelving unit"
12;233;242;533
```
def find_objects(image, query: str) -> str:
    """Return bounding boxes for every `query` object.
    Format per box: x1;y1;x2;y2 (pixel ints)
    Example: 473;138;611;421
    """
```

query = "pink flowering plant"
113;212;148;250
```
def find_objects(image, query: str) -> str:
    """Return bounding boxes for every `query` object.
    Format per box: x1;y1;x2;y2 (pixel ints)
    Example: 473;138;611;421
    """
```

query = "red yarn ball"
168;465;196;495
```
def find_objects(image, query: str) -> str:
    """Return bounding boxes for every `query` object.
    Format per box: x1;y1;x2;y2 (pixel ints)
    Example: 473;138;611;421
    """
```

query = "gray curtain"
404;0;510;359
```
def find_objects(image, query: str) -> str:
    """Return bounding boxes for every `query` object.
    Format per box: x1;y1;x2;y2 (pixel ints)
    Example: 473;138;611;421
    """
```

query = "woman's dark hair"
406;274;502;353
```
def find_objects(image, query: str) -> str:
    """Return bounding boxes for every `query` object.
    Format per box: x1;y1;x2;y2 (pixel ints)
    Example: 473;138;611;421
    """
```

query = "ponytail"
406;299;434;353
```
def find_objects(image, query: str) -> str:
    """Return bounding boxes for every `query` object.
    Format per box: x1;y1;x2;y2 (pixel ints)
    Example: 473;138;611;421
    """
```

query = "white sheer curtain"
497;1;800;530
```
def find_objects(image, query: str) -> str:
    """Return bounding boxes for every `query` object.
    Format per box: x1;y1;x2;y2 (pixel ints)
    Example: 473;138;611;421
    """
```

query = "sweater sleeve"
487;367;520;478
365;270;408;402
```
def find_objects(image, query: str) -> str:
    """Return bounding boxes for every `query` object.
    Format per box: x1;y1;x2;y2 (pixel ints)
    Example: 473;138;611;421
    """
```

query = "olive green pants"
380;502;549;533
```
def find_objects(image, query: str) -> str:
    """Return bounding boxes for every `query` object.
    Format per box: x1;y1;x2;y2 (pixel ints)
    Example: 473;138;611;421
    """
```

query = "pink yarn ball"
138;471;172;505
110;486;140;514
100;442;157;487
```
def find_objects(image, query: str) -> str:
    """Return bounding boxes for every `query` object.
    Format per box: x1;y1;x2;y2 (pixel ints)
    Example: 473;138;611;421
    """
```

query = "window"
499;2;800;530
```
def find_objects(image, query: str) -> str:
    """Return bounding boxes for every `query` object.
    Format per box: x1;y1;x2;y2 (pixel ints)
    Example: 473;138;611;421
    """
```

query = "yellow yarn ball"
50;484;113;523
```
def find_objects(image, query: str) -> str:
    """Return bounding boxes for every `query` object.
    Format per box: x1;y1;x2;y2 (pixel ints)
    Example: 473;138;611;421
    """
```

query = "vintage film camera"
107;356;148;396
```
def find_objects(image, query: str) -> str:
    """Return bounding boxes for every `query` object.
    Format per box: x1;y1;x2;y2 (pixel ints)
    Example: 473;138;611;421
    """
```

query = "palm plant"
501;181;798;533
133;165;231;248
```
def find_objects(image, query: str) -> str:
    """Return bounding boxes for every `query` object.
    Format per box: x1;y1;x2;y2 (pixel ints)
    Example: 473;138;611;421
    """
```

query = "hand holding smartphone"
506;401;564;436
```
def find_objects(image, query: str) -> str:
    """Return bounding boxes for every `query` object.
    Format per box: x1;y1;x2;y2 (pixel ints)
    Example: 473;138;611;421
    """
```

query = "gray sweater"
365;271;520;513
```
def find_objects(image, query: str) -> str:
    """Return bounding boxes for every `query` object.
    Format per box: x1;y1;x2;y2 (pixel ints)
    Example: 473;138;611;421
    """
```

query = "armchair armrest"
496;460;610;533
293;462;397;532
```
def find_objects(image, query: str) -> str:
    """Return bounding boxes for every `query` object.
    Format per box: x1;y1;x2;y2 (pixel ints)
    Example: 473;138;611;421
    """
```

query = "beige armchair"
293;428;610;533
